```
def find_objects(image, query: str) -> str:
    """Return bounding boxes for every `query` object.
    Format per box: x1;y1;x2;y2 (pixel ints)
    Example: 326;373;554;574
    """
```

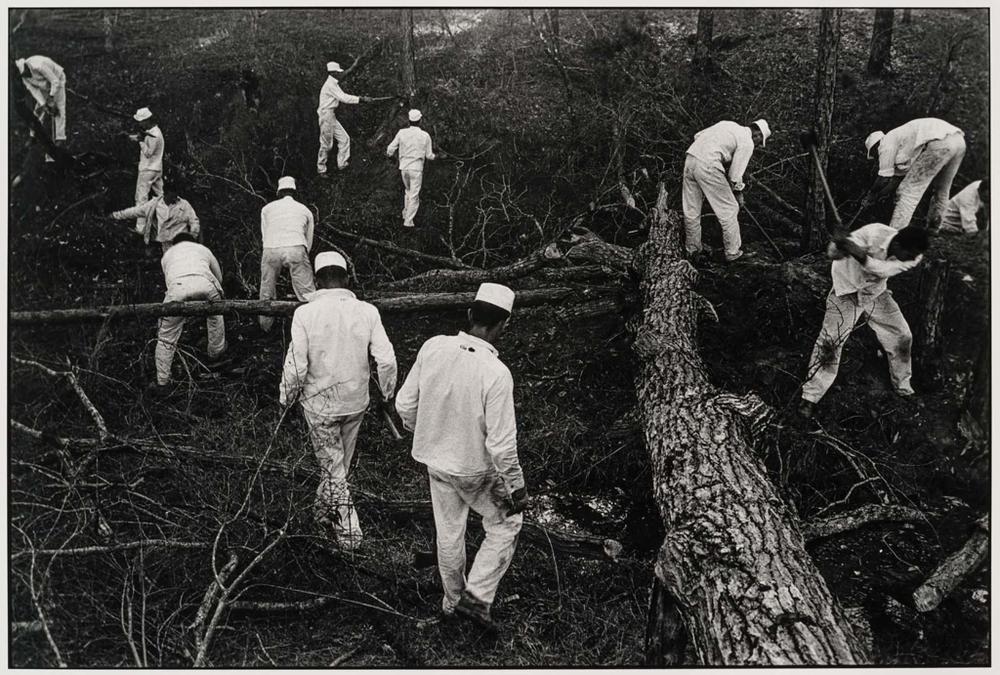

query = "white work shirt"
395;332;524;492
876;118;963;178
941;181;983;234
260;195;315;249
387;126;436;171
686;121;755;189
830;223;923;297
317;76;360;114
20;55;64;106
138;125;164;172
161;241;223;291
280;289;397;417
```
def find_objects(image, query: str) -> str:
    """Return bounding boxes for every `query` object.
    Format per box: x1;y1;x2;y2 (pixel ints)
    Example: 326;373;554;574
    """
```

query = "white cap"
315;251;348;273
15;58;25;73
326;61;343;73
752;119;771;146
134;107;153;122
865;131;885;158
277;176;296;191
475;283;515;313
408;109;422;122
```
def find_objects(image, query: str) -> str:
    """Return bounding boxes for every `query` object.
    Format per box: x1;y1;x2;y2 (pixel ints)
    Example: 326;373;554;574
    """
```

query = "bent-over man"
259;176;315;331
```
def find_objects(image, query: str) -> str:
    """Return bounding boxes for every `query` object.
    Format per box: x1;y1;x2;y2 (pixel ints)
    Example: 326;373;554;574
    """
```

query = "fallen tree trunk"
802;504;925;542
9;287;603;326
325;225;473;270
635;183;867;665
382;244;563;290
912;514;989;612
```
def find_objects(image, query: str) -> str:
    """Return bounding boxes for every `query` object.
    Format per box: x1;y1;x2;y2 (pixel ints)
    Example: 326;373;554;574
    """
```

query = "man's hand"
735;190;745;208
506;487;528;517
360;96;372;103
45;99;58;115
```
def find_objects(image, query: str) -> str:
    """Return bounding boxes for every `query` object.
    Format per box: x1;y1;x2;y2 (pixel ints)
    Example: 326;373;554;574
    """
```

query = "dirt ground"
7;8;990;666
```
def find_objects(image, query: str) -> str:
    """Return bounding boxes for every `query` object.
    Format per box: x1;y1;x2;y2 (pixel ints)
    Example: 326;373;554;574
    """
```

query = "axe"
799;129;843;228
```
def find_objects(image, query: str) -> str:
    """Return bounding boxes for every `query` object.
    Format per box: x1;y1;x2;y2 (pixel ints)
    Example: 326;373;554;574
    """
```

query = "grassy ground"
8;8;990;666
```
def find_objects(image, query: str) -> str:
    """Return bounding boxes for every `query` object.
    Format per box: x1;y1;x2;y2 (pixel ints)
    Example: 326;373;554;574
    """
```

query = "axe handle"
806;144;843;228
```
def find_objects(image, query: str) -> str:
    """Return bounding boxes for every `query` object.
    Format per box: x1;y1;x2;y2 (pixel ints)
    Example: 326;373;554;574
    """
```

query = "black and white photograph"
5;4;991;668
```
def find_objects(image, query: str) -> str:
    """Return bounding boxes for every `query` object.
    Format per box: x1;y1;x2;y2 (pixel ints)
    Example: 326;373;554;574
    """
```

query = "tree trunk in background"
914;258;950;391
102;11;116;53
959;340;990;442
867;9;894;76
636;184;868;665
400;9;417;103
693;10;715;70
803;9;842;253
902;9;913;24
545;8;560;40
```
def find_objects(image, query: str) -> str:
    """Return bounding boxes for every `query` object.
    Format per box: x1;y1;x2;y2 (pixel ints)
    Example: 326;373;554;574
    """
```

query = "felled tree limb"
802;504;925;542
10;288;603;326
11;356;109;441
11;539;211;561
560;226;636;274
381;243;563;291
635;183;867;665
325;225;473;270
913;514;989;612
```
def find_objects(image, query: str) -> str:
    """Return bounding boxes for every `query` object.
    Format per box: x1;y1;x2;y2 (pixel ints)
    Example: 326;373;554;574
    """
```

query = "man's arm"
332;82;361;105
279;314;309;407
140;133;161;159
727;132;754;190
186;202;201;238
111;201;153;220
369;310;398;400
424;133;436;161
394;348;422;432
484;371;525;493
207;251;224;288
386;131;400;158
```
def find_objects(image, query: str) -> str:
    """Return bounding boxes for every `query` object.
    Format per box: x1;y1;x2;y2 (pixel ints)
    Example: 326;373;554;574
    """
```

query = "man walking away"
316;61;375;176
16;55;66;157
682;119;770;263
864;118;965;231
387;109;436;228
130;107;165;234
280;252;397;551
799;223;929;418
396;283;529;631
259;176;316;332
110;187;200;252
940;179;988;235
152;233;226;391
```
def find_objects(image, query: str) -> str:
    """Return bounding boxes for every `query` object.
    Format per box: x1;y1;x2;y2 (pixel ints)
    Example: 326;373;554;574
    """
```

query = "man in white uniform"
940;179;988;235
131;107;165;234
153;233;226;389
682;119;770;263
396;283;528;630
16;55;66;151
110;187;201;252
280;252;397;550
799;224;930;418
387;109;437;228
316;61;374;176
864;118;966;231
259;176;316;332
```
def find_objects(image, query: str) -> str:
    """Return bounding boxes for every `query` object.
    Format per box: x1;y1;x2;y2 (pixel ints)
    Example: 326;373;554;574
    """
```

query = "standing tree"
902;9;913;24
867;9;894;76
693;9;715;71
400;9;417;104
803;9;842;252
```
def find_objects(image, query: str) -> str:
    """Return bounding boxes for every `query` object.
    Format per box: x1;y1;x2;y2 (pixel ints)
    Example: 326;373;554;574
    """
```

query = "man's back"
261;196;312;248
392;126;434;171
687;121;747;163
161;241;218;286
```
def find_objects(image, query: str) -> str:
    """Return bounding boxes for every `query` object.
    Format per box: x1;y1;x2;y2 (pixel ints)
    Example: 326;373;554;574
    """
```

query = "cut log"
913;514;989;613
635;183;868;665
559;227;636;274
9;287;602;326
914;258;950;390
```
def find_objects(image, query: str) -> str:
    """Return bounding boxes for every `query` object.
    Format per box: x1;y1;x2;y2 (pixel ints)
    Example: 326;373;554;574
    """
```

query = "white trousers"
156;276;226;385
28;77;66;142
317;111;350;172
427;468;522;613
802;289;914;403
135;170;164;232
682;155;743;260
303;409;365;547
401;169;423;227
891;132;966;231
258;246;316;331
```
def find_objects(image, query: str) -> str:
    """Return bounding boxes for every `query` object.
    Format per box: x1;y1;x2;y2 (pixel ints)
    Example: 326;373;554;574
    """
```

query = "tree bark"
902;9;912;25
9;288;603;326
636;184;868;665
914;258;950;390
692;10;715;71
400;9;417;103
913;515;989;612
803;9;842;252
866;9;894;77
